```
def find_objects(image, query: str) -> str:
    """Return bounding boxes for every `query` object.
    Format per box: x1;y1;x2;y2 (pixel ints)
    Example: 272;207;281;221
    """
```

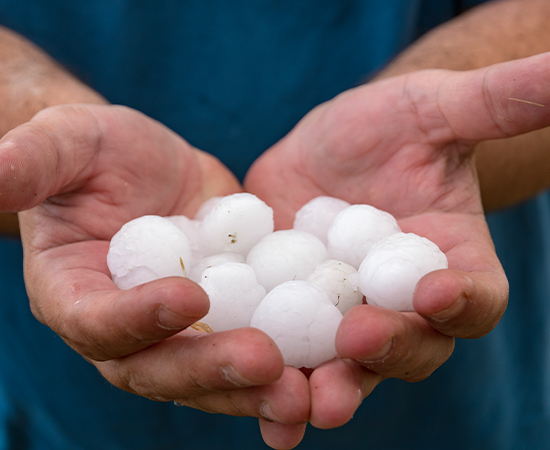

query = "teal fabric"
2;1;550;449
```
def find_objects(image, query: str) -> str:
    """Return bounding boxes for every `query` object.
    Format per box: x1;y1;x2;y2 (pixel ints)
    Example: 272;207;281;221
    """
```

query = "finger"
335;305;455;382
0;104;201;224
259;421;308;450
0;105;106;212
25;239;211;360
96;328;288;405
414;268;508;339
426;52;550;143
180;367;309;424
403;214;509;338
308;358;381;429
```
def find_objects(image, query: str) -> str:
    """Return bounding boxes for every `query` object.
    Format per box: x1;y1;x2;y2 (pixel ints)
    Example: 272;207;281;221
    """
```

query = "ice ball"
250;280;343;368
306;259;363;315
193;196;222;220
246;230;329;292
107;215;192;290
199;193;274;256
327;204;401;268
293;196;350;245
189;252;246;283
166;215;202;261
358;232;448;311
199;262;266;332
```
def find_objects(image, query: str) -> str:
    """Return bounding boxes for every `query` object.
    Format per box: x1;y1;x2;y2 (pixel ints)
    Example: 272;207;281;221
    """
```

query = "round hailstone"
293;196;351;245
189;252;246;283
193;196;222;221
250;281;343;369
306;259;363;315
327;204;401;269
166;215;202;260
199;193;274;256
358;232;448;311
246;229;329;292
199;262;266;332
107;215;192;290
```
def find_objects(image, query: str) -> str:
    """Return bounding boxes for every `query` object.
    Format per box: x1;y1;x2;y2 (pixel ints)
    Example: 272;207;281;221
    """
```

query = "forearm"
375;0;550;211
0;26;107;235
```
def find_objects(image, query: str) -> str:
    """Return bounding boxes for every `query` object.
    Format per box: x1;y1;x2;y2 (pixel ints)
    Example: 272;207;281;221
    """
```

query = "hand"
245;52;550;429
0;104;309;449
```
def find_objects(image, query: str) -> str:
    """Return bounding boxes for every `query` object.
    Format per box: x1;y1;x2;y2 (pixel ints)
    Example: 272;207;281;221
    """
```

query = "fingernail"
429;295;467;322
220;365;253;387
156;306;189;330
358;339;393;364
260;402;279;423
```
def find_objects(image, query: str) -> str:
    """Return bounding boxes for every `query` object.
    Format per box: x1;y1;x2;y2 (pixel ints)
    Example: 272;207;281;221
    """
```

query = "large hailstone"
327;204;401;269
306;259;363;315
166;215;202;261
246;230;329;292
193;196;222;221
199;193;274;257
293;196;350;245
358;232;448;311
199;262;266;332
107;215;192;290
250;281;343;369
189;252;246;283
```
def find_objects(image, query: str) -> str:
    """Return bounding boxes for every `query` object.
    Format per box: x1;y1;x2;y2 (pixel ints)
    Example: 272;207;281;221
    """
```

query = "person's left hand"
245;52;550;431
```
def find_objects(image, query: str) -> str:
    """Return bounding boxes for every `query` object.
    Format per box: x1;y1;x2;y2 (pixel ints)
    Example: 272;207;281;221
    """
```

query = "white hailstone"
327;204;401;269
107;215;192;290
193;196;222;220
246;229;329;292
199;193;274;257
306;259;363;315
189;252;246;283
358;232;448;311
250;281;343;369
293;196;351;245
166;215;203;261
199;262;266;332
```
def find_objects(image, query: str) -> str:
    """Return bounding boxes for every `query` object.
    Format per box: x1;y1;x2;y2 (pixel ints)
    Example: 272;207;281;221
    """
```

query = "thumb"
432;51;550;143
0;104;103;212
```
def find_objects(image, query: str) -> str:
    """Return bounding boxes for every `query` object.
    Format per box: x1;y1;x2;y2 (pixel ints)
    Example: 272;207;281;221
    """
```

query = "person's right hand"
0;104;310;449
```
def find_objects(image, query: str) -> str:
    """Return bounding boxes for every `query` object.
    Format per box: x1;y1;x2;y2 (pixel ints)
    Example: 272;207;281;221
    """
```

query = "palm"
244;54;550;429
1;104;310;450
20;105;237;243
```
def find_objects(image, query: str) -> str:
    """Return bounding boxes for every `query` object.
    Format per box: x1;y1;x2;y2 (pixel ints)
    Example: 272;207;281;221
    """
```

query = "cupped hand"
0;104;309;449
245;52;550;429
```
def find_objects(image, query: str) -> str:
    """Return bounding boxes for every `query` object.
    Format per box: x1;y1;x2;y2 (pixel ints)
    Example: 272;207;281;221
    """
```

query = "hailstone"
246;229;329;292
327;204;401;268
358;232;448;311
250;280;343;369
189;252;246;283
293;196;350;245
199;262;266;332
107;215;192;290
193;196;222;220
166;215;202;260
306;259;363;315
199;193;274;256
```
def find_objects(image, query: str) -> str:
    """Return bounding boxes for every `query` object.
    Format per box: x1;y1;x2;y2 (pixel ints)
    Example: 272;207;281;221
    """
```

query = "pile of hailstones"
107;194;448;369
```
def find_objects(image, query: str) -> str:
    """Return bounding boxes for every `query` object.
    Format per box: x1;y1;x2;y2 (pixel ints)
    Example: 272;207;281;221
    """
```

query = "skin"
0;25;106;236
245;53;550;433
2;1;550;448
2;54;550;450
376;0;550;211
0;104;311;448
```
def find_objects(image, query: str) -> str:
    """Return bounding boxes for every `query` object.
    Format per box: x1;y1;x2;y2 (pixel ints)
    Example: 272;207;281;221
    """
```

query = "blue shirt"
2;1;549;449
